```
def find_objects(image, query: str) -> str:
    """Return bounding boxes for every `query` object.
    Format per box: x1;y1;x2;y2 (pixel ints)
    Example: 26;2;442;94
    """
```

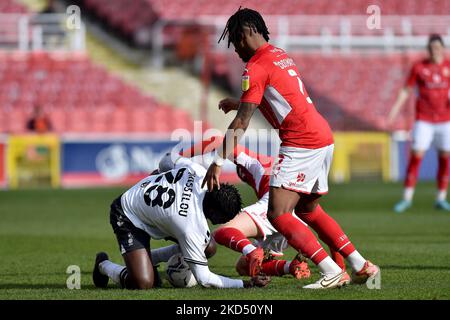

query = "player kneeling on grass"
92;155;270;289
179;137;349;283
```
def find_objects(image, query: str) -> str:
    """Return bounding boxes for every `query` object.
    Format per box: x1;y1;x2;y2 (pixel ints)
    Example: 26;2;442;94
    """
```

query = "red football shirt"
240;43;333;149
406;58;450;123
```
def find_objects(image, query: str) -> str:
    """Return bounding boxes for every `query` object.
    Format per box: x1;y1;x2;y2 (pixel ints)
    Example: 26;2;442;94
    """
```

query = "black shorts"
110;196;150;254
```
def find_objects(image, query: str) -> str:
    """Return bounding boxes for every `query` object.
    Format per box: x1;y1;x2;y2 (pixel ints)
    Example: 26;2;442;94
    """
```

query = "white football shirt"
121;158;210;266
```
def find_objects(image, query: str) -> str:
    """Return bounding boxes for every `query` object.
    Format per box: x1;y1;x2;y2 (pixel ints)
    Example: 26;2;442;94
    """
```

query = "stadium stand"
0;51;195;134
0;0;28;13
149;0;450;17
74;0;450;39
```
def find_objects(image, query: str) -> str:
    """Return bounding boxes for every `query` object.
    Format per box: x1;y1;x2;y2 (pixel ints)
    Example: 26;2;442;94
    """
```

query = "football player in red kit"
202;8;379;289
388;34;450;213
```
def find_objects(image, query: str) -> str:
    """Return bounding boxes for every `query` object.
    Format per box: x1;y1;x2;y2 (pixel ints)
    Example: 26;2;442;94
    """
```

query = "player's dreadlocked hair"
218;7;270;48
203;183;242;224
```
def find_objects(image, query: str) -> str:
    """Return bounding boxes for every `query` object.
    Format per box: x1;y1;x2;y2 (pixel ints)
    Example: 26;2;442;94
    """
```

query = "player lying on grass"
176;136;349;283
92;156;270;289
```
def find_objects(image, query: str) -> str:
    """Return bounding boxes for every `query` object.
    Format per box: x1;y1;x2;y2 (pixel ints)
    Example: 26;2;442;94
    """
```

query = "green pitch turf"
0;182;449;300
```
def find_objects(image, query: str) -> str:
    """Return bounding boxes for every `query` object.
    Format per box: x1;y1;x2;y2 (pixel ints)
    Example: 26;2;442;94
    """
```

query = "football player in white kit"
92;156;270;289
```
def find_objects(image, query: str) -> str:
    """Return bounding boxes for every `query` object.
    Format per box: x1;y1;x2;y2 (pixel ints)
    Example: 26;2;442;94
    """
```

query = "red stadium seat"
0;51;197;134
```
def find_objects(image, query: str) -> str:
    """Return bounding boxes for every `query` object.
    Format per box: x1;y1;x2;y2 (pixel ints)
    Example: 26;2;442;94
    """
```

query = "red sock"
271;213;328;265
299;205;355;258
437;155;449;191
261;259;287;276
330;248;346;271
213;227;253;254
405;154;423;188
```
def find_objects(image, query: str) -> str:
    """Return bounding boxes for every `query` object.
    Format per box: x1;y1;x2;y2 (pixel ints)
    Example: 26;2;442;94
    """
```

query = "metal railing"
0;13;85;52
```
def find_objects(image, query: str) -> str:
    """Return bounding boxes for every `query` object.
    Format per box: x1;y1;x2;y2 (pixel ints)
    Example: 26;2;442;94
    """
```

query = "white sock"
403;187;414;202
99;260;125;285
150;244;181;265
436;190;447;202
242;244;257;256
346;250;366;272
317;257;342;276
284;261;291;274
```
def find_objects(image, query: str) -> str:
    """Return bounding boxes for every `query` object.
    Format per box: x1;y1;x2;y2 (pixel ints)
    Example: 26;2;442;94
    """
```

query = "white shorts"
412;121;450;152
242;192;307;256
270;144;334;194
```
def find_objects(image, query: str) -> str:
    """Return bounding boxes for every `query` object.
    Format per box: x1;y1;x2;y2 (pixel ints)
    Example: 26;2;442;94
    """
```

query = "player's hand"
243;275;271;288
201;163;222;192
218;98;239;114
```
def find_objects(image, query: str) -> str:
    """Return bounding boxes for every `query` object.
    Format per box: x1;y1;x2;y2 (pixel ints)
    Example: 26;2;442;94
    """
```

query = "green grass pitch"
0;182;449;300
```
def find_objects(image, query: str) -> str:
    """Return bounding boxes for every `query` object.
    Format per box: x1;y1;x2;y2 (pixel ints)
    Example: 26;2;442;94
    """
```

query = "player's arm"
159;150;216;173
387;87;412;124
187;262;270;289
201;102;258;191
234;147;273;178
159;150;210;171
388;63;417;125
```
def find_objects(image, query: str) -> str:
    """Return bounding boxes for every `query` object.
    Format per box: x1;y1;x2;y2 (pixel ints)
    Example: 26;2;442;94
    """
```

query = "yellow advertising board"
7;134;60;189
331;132;391;183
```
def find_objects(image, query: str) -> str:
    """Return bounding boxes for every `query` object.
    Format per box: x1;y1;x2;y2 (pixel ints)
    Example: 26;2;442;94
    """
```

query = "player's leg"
261;253;311;279
435;150;450;210
329;248;345;271
234;246;310;279
93;197;155;289
297;203;377;283
395;121;432;213
213;210;264;276
267;188;344;286
150;244;181;265
434;121;450;210
266;146;346;288
295;145;379;285
213;211;262;253
329;248;350;285
120;248;155;289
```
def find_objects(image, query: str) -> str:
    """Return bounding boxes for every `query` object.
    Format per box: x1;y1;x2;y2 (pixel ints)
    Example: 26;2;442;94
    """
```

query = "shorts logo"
297;173;306;182
127;232;134;246
273;155;284;177
242;75;250;91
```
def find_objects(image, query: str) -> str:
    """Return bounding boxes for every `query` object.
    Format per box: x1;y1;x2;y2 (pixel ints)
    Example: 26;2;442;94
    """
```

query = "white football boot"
303;271;346;289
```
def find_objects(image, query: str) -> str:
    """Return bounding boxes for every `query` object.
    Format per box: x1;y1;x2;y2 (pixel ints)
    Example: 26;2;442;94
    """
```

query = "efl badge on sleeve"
242;75;250;91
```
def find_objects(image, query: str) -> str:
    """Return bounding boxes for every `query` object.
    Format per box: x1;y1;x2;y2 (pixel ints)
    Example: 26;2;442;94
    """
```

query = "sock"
213;227;255;254
404;153;423;191
242;244;257;256
437;155;449;201
317;257;343;276
437;190;447;202
299;205;356;258
270;213;328;265
283;261;291;274
403;187;415;202
150;244;181;265
330;248;346;271
99;260;126;285
346;250;367;272
261;259;288;276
